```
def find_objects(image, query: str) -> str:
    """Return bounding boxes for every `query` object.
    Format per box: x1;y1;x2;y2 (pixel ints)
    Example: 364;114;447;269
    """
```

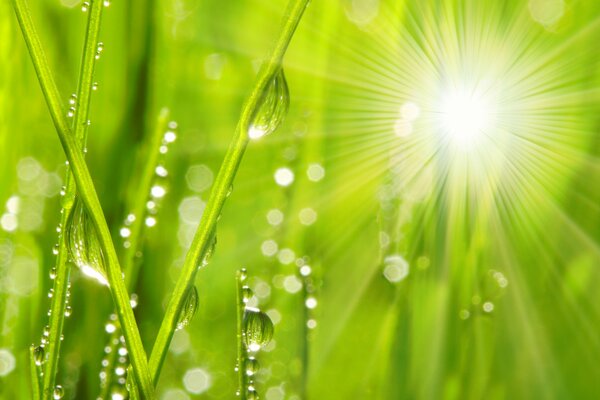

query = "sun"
437;83;496;152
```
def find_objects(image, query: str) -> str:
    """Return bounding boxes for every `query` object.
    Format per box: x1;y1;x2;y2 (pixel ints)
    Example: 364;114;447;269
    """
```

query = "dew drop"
66;198;108;286
242;286;253;303
248;68;289;140
34;345;45;366
52;244;59;255
243;308;274;352
81;1;89;12
199;231;217;268
239;268;247;282
53;385;64;399
92;82;98;91
176;285;199;331
64;306;72;317
67;107;76;118
245;357;259;376
247;388;259;400
50;267;57;279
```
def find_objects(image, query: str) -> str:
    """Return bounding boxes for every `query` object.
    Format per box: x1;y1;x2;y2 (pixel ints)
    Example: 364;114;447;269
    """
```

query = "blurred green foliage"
1;0;600;399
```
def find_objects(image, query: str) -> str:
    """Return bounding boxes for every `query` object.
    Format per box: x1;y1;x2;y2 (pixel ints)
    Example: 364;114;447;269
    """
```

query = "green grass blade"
11;1;154;398
147;0;310;385
29;345;41;400
41;1;104;398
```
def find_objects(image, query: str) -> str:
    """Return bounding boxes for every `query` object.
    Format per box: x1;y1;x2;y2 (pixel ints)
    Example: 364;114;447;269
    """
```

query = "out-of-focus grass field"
1;0;600;398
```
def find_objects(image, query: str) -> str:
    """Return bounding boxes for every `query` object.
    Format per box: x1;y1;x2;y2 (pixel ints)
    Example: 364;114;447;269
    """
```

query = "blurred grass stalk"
10;0;155;398
147;0;311;384
100;109;171;399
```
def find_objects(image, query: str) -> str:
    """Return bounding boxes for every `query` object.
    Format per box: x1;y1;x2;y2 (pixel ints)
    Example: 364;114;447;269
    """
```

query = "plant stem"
147;0;310;384
29;346;41;400
41;1;104;398
11;1;154;398
236;270;248;400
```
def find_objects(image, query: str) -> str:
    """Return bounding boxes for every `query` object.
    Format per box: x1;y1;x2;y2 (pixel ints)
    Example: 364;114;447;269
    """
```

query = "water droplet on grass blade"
242;286;253;303
66;199;108;286
243;308;274;352
53;385;64;399
248;68;289;140
199;230;217;268
245;357;259;376
34;345;45;366
176;286;199;330
247;388;259;400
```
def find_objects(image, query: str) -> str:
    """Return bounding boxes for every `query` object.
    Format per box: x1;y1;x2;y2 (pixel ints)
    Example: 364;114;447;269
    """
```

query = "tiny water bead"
199;231;217;268
248;68;290;140
64;306;72;317
245;357;259;376
34;345;45;366
53;385;64;399
66;199;108;286
243;308;274;352
242;286;254;303
81;1;89;12
176;285;199;330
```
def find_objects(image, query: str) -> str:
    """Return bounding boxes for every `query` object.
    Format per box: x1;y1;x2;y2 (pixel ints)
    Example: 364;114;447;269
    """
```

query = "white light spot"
306;163;325;182
151;185;166;198
305;297;317;309
1;214;17;232
274;167;294;187
298;208;317;225
277;248;295;265
0;349;16;376
529;0;564;26
6;196;20;214
119;227;131;238
266;209;284;226
401;102;421;121
155;165;168;177
178;197;205;224
185;165;213;193
299;265;312;276
183;368;211;394
81;264;109;286
105;323;116;333
161;388;190;400
283;275;302;294
383;255;409;283
438;86;494;151
248;126;266;140
265;309;281;325
164;131;177;143
483;302;494;313
261;240;278;257
145;217;157;227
